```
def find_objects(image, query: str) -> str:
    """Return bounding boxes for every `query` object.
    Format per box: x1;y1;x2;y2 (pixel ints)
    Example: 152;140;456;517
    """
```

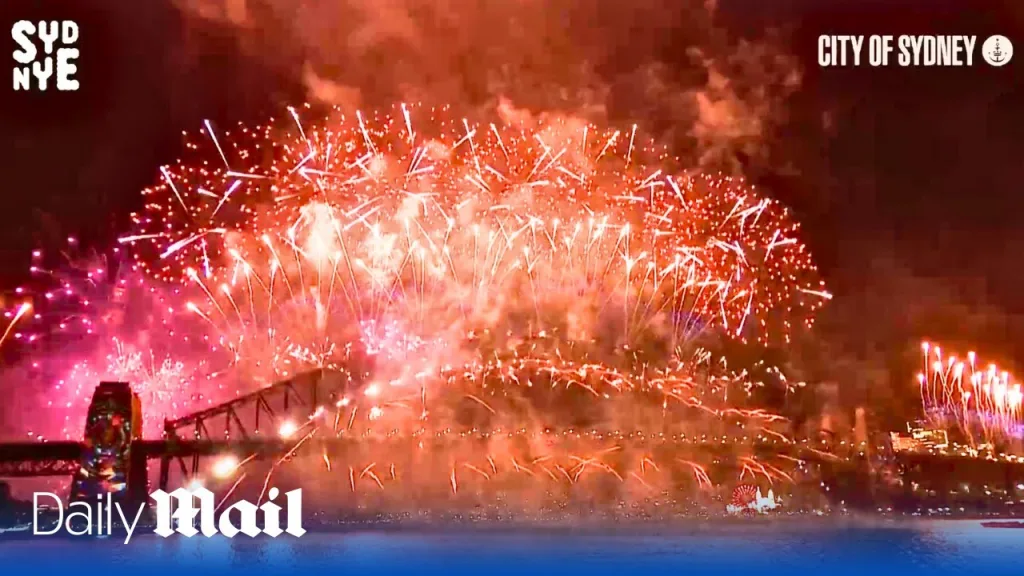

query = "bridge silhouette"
1;370;1022;505
0;369;352;502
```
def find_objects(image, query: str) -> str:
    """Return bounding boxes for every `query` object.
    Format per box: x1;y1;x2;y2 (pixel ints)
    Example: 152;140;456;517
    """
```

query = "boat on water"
980;521;1024;528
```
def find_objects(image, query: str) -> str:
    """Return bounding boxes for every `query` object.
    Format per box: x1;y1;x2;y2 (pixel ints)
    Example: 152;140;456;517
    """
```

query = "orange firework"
10;105;830;512
123;104;828;355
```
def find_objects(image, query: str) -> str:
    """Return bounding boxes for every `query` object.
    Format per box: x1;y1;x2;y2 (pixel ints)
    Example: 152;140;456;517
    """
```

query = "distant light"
212;455;239;479
278;420;298;439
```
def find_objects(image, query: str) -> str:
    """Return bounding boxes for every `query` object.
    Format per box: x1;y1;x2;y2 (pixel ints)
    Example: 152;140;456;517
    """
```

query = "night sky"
1;0;1022;423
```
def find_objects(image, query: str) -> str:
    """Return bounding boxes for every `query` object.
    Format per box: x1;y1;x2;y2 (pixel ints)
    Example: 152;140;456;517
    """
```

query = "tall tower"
69;382;147;505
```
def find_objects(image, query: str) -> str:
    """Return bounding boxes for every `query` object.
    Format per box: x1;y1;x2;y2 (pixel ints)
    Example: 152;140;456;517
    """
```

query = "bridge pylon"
68;382;148;506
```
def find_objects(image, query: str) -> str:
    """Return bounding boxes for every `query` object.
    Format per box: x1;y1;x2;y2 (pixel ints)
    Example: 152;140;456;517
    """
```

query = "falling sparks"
5;104;830;509
124;103;827;349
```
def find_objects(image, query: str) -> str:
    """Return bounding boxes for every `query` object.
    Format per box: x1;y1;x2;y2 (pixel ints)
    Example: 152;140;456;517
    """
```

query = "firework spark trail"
6;105;831;510
117;105;829;432
0;302;32;350
185;343;808;510
919;341;1024;447
124;104;827;352
5;242;119;352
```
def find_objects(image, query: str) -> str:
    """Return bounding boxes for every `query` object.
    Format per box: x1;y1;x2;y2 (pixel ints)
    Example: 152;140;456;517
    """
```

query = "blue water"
1;521;1022;575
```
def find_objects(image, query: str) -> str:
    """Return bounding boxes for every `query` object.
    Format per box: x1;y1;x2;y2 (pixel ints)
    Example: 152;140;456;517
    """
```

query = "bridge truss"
0;441;80;477
157;369;351;489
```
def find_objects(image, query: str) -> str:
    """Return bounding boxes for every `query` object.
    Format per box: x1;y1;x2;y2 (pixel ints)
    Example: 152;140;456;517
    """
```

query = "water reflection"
0;521;1021;575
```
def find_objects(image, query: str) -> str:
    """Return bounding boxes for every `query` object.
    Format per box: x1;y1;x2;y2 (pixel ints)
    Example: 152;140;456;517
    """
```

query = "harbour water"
1;520;1022;575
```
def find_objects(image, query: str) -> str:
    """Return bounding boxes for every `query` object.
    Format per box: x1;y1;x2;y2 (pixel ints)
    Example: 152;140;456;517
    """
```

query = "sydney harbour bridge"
1;370;1022;512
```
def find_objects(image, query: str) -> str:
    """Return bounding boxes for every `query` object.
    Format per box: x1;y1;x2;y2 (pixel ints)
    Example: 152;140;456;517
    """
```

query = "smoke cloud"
172;0;800;173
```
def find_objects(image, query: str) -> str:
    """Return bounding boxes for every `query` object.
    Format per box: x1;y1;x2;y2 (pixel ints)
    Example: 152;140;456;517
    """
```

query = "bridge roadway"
3;371;1021;488
0;439;303;477
4;436;1024;498
0;436;838;479
0;438;331;478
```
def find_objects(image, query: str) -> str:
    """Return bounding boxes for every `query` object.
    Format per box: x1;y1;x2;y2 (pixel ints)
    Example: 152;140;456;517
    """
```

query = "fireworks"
918;341;1024;447
3;242;231;438
116;105;832;442
125;104;827;352
6;104;831;509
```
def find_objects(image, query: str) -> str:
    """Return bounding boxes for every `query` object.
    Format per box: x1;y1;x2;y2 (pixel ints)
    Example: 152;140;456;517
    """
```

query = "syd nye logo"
11;20;80;91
